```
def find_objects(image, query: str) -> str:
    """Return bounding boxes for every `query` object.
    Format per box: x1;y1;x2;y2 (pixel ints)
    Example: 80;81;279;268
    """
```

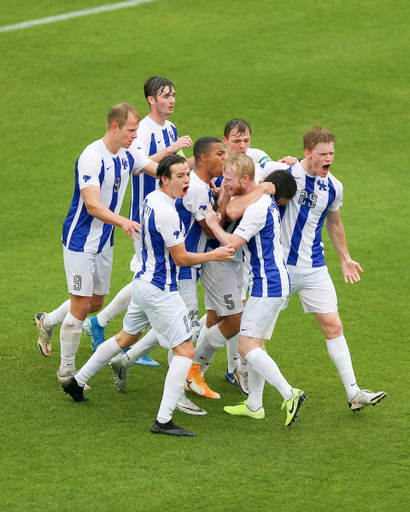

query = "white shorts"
200;260;244;317
178;278;200;336
63;246;113;297
240;296;286;339
130;237;142;273
283;265;338;314
123;278;192;350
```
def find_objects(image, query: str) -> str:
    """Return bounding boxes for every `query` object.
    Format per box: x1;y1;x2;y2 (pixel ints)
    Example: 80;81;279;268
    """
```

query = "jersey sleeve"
156;206;185;248
233;198;268;242
77;146;104;191
255;161;290;182
183;181;212;222
129;146;152;174
327;177;344;212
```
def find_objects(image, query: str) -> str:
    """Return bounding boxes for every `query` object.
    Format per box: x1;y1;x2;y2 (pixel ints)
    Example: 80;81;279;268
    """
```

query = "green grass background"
0;0;409;511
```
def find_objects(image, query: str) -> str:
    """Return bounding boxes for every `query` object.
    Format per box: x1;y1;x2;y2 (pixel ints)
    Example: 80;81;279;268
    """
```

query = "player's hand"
342;259;363;284
209;179;220;198
279;156;298;166
171;136;193;152
203;202;221;228
212;244;235;262
120;218;141;241
260;181;276;196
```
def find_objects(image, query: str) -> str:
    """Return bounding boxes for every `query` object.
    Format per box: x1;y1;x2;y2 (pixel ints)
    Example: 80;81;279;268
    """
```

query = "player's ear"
147;95;156;107
304;148;312;159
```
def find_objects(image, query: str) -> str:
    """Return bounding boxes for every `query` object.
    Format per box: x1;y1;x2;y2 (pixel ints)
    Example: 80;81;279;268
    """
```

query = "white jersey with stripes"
135;189;184;292
281;161;343;268
234;194;290;298
130;116;178;222
62;139;150;253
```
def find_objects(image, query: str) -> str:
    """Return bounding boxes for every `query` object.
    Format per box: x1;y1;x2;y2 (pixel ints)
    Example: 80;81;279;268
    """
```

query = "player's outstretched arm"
168;241;234;267
143;136;193;164
326;210;363;284
225;182;276;221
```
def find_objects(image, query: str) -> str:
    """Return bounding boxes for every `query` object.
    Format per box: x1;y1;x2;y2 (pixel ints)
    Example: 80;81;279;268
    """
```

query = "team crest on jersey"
83;175;91;183
121;158;129;170
317;180;327;191
173;230;182;239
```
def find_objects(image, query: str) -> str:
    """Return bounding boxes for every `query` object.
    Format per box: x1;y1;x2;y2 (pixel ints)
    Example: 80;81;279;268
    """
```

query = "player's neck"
243;181;257;195
102;133;120;155
193;165;213;184
300;158;316;176
148;110;168;126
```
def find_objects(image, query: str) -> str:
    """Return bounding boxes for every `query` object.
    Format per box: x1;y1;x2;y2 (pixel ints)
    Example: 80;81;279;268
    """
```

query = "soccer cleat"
61;376;88;402
225;369;239;387
185;364;220;399
281;388;307;427
224;400;265;419
82;316;105;351
34;312;53;356
56;367;77;383
109;354;130;393
349;389;386;412
56;367;91;390
175;392;207;415
233;366;249;396
150;419;196;437
135;354;160;367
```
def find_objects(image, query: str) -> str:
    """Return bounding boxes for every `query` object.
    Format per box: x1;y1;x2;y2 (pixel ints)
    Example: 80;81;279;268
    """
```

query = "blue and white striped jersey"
130;116;178;223
234;194;289;298
175;172;213;280
281;161;343;268
135;189;184;292
62;139;150;253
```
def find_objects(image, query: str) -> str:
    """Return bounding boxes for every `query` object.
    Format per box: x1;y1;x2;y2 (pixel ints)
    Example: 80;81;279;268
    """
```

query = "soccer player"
82;76;193;367
227;126;386;412
34;104;158;383
62;155;235;437
203;155;306;426
220;118;288;387
108;137;228;411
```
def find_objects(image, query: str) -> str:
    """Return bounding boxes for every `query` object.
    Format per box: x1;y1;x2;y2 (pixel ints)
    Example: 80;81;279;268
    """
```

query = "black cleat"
62;376;88;402
150;419;196;437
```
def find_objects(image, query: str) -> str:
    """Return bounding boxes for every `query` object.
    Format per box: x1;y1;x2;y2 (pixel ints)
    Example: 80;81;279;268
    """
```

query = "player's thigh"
63;246;112;297
135;279;192;350
240;296;286;340
200;260;244;317
297;267;338;314
178;278;200;335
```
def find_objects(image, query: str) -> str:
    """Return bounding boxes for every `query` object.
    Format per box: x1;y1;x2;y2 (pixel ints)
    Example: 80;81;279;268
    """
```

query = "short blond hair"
223;153;255;182
107;103;140;129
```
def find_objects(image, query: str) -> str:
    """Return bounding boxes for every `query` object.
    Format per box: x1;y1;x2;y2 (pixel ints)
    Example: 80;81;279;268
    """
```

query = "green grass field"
0;1;409;511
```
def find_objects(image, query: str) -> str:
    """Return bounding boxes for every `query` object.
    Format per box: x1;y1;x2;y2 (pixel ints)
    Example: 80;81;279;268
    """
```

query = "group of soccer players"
34;76;386;437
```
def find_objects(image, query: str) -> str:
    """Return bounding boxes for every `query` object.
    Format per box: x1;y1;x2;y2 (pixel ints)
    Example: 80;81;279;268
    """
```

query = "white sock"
75;337;121;387
123;329;160;367
194;324;227;364
239;355;248;374
199;314;207;328
247;365;265;411
326;336;359;400
200;353;215;375
157;356;192;424
226;334;240;373
246;347;292;401
46;300;71;329
96;283;132;327
60;312;83;370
